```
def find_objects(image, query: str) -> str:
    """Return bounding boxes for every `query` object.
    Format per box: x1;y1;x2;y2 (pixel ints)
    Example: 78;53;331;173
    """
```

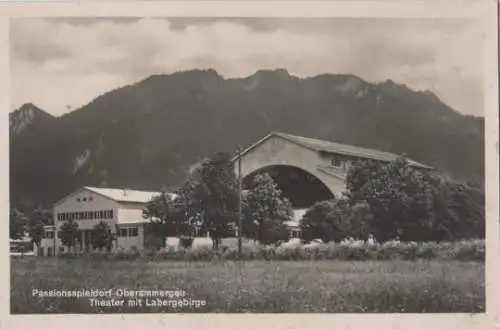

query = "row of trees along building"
138;153;485;247
10;152;485;252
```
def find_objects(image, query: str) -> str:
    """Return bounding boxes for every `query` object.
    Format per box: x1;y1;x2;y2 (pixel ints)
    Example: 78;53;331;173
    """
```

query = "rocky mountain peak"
9;103;55;136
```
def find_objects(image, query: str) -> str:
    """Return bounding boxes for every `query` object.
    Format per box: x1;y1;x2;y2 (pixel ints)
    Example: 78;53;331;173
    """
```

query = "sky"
10;17;485;116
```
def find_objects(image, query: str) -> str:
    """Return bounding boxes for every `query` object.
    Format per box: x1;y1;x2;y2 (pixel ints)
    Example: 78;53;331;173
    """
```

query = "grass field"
10;257;484;313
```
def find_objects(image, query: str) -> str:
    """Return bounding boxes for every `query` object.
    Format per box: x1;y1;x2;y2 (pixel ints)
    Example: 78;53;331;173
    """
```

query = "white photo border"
0;1;498;328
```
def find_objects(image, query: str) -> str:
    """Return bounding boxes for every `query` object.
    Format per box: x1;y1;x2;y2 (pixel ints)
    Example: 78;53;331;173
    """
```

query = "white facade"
39;186;170;256
236;133;347;199
235;132;432;201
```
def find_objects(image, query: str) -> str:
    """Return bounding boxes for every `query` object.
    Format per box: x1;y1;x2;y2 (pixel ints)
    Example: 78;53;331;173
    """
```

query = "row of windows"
330;155;390;170
57;210;114;222
331;155;353;169
43;227;139;239
76;196;94;202
117;227;139;237
44;231;56;239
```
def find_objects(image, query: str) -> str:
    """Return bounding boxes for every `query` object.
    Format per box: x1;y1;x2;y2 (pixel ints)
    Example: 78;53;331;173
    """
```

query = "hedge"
56;239;484;262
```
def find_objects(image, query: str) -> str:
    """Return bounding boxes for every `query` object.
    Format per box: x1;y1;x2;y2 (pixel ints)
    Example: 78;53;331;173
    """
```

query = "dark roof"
53;186;177;207
236;132;432;170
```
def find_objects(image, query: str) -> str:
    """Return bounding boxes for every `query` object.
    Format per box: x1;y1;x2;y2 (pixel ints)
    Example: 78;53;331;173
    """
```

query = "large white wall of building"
238;134;346;198
54;188;120;231
53;188;121;253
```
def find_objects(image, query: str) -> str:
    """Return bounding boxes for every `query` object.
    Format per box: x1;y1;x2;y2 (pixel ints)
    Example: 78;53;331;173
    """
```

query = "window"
82;197;87;201
129;227;139;237
119;228;128;237
78;212;84;220
331;155;342;167
194;226;207;237
89;196;93;201
89;211;94;220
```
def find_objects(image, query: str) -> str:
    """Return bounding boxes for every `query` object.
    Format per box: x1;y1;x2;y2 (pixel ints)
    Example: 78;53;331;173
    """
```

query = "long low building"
39;186;308;256
39;186;176;256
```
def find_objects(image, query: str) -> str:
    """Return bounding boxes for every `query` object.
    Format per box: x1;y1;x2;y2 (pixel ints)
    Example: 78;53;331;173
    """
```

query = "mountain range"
9;69;484;212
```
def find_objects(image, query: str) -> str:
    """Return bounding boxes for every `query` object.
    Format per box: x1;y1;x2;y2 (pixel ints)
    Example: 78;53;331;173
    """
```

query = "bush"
113;247;141;260
179;237;194;248
443;239;485;261
55;239;485;262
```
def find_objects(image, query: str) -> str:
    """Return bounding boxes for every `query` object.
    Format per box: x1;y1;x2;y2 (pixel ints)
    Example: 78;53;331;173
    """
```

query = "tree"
260;218;290;245
60;220;79;252
187;152;239;249
300;199;347;243
176;177;205;237
338;200;374;240
300;198;374;243
91;221;114;251
28;208;52;252
242;173;293;244
444;181;485;240
143;191;181;249
10;208;28;240
144;192;176;225
344;156;473;242
143;220;168;250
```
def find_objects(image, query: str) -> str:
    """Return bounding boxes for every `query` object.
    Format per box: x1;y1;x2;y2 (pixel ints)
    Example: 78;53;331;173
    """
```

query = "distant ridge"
10;69;484;210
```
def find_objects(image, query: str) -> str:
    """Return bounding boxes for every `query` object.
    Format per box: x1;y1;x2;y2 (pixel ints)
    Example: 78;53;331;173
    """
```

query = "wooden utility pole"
237;144;243;259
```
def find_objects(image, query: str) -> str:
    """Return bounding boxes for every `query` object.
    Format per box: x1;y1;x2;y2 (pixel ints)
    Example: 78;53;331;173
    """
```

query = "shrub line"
54;239;485;262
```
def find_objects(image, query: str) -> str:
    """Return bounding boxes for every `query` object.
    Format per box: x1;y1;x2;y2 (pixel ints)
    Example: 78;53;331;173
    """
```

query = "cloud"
10;17;484;116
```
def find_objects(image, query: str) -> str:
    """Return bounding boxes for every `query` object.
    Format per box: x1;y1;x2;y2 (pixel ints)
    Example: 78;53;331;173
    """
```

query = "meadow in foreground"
11;257;484;313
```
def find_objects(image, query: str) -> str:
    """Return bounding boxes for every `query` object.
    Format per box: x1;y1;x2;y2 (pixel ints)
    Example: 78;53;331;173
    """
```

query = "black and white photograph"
6;1;498;321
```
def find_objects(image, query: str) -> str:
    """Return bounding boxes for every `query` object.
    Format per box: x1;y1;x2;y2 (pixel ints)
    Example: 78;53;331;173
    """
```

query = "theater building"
39;186;175;256
234;132;432;239
234;132;432;203
38;133;431;255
